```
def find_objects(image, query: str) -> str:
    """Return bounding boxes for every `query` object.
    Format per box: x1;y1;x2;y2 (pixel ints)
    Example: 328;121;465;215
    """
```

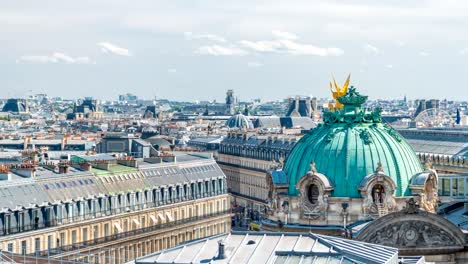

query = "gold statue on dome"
328;74;351;111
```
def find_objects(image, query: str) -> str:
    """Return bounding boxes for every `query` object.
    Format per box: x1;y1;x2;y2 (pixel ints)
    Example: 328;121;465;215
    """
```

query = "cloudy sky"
1;0;468;101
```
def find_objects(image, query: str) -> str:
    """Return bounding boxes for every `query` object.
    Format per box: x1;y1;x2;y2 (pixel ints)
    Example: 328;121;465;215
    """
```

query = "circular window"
307;184;320;204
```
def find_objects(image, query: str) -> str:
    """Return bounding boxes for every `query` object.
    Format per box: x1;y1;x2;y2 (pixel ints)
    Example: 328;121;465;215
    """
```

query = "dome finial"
309;161;317;174
375;161;384;174
329;73;351;111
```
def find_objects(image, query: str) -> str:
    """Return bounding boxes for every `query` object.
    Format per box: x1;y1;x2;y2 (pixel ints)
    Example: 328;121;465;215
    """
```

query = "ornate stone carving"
375;161;383;174
322;87;383;125
366;220;455;247
308;161;317;174
357;197;466;255
359;129;372;144
359;170;397;217
420;174;438;213
383;125;402;142
402;198;419;214
296;170;333;220
336;87;368;106
299;188;327;220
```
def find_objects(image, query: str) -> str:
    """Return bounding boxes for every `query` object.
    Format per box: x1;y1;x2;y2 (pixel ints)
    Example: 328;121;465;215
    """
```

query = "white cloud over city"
17;52;93;64
1;0;467;100
98;42;131;57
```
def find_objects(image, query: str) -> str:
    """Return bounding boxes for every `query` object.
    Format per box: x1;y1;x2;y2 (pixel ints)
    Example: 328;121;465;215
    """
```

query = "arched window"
372;184;385;204
307;184;320;205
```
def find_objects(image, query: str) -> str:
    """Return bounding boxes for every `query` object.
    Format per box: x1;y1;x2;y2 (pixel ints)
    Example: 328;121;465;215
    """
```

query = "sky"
1;0;468;102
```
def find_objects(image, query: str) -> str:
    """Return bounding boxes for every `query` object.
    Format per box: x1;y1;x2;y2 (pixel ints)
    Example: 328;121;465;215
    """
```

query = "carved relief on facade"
357;199;465;255
367;220;455;247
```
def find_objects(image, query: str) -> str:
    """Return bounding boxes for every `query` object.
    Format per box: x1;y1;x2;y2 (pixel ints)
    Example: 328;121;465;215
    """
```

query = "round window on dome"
307;184;320;205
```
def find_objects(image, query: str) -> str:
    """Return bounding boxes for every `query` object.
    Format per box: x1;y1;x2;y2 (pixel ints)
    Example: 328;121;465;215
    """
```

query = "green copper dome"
283;87;423;197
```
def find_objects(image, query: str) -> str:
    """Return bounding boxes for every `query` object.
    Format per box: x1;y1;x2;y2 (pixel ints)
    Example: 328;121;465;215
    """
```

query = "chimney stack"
217;240;226;259
58;161;70;174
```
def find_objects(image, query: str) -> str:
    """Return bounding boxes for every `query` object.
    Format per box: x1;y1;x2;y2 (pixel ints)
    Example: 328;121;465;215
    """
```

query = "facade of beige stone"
0;153;231;263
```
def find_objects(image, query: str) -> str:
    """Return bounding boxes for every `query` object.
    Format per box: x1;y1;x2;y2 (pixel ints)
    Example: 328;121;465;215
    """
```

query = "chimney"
80;162;92;171
0;165;11;181
61;135;69;150
117;157;138;168
217;240;226;259
58;161;70;174
12;163;37;178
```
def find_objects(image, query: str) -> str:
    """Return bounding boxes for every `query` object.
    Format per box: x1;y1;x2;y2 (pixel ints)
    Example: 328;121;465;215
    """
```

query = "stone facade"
357;198;468;262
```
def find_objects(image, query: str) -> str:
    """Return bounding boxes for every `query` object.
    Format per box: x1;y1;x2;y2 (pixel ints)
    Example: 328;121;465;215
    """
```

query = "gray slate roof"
132;231;414;264
0;153;224;210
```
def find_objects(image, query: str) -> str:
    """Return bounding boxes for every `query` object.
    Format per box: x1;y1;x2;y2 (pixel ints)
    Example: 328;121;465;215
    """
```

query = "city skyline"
2;0;468;101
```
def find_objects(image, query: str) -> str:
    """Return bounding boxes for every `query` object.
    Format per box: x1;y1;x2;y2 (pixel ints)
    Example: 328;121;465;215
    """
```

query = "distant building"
188;136;223;151
254;116;315;130
397;128;468;201
225;90;235;115
218;132;297;212
414;99;440;117
96;133;154;158
286;96;318;119
143;105;158;118
67;98;103;120
119;93;138;102
0;137;94;151
1;99;28;113
225;112;253;130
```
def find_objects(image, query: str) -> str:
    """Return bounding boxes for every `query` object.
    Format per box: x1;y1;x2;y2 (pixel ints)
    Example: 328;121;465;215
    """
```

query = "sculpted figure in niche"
420;174;438;213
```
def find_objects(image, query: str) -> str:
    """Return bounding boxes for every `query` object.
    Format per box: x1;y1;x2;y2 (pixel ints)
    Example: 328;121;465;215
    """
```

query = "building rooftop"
133;231;422;264
0;152;223;210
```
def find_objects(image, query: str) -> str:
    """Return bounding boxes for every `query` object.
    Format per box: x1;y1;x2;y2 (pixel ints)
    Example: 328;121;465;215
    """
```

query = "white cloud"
363;44;380;54
239;39;343;56
247;61;263;67
280;40;343;56
272;30;298;40
418;51;430;56
17;52;93;64
196;45;248;56
239;40;283;52
184;32;226;42
98;42;131;56
168;68;177;73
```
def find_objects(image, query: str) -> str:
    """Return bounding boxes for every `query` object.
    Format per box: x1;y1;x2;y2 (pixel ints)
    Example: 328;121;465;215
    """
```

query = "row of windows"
439;177;468;197
141;165;218;178
223;167;268;189
219;145;289;161
0;178;227;235
44;178;94;190
218;154;275;171
99;173;142;184
5;217;230;258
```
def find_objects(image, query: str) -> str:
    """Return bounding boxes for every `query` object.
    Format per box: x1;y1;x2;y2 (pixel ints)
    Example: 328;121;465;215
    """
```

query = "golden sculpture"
328;74;351;111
